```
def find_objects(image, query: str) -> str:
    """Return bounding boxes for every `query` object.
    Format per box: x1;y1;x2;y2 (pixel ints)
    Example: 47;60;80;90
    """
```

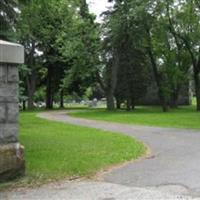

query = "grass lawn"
70;105;200;129
0;111;145;188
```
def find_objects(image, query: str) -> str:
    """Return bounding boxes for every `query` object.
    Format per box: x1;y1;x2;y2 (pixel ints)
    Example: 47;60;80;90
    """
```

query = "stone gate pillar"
0;40;25;181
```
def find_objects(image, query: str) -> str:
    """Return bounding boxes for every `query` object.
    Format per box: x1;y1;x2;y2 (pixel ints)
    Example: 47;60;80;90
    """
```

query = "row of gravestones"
0;40;25;182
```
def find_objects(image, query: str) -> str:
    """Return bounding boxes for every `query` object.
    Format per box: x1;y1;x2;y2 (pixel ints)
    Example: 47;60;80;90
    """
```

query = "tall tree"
165;0;200;111
57;0;101;104
17;0;43;109
102;0;152;110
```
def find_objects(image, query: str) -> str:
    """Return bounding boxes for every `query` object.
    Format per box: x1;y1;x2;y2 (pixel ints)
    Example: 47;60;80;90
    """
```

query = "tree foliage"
101;0;199;111
0;0;19;40
16;0;100;109
2;0;200;112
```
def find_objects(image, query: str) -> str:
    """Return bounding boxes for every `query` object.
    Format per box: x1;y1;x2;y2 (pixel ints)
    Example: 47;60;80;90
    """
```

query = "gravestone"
0;40;25;181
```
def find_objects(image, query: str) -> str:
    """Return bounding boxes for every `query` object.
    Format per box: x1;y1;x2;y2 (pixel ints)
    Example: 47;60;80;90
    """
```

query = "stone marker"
0;40;25;181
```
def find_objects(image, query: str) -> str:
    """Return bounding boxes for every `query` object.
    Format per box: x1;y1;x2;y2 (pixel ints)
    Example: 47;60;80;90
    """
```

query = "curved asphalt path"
2;111;200;200
37;111;200;198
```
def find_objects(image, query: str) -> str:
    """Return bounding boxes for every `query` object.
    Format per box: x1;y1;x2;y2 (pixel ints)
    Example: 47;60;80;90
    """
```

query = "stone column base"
0;143;25;182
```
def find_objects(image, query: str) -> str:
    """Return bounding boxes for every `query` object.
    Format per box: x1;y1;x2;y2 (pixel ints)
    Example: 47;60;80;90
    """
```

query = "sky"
87;0;113;22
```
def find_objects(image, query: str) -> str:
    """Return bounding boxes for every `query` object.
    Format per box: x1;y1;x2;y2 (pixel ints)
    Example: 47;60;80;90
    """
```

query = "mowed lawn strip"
13;112;145;186
70;105;200;129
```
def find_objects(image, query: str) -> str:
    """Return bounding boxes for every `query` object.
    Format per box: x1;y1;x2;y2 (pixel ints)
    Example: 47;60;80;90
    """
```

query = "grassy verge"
0;111;145;189
70;105;200;129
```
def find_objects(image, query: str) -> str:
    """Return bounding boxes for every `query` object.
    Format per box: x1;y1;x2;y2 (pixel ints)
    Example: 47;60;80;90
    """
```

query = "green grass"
70;105;200;129
1;112;145;188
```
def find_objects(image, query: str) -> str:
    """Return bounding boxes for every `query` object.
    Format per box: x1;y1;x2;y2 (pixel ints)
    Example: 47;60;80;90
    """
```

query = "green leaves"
55;0;101;94
0;0;19;41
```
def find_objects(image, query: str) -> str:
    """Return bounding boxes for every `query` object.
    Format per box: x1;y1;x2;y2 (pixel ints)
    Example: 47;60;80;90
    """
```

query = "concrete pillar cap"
0;40;24;64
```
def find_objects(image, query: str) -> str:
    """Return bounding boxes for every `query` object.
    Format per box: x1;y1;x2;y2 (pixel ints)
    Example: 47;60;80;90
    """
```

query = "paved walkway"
1;111;200;199
2;179;199;200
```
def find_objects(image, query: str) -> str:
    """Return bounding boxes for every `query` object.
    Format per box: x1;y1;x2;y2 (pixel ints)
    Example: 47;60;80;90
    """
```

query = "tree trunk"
27;89;35;109
146;28;169;112
116;97;121;109
194;68;200;111
170;89;179;108
106;91;115;110
27;72;36;110
190;51;200;111
27;41;36;110
126;98;131;111
105;51;119;111
158;89;169;112
22;100;26;111
46;66;54;109
131;98;135;110
60;89;64;108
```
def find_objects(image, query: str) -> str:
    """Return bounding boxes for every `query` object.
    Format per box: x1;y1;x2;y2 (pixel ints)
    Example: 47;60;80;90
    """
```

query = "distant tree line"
1;0;200;112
